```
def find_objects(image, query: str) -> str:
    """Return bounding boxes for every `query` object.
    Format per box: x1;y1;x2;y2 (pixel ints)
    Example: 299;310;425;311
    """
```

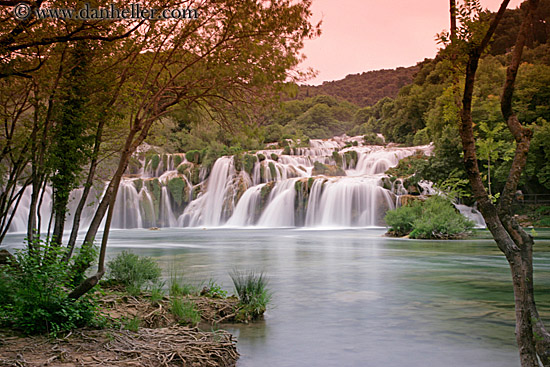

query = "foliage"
1;0;320;301
262;95;359;141
296;66;419;107
0;239;100;335
230;270;271;321
384;201;423;237
385;196;475;239
170;298;201;326
106;252;161;294
409;196;475;239
385;152;430;188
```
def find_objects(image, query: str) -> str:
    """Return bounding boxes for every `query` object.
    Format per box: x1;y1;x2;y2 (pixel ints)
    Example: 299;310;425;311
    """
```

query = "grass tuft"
170;298;201;326
230;270;271;321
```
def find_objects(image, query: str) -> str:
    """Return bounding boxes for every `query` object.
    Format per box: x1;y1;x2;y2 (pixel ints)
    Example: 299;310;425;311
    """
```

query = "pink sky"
300;0;524;85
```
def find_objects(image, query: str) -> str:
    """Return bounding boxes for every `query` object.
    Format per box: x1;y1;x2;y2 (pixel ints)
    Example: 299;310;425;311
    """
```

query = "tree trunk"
454;0;548;365
450;0;457;40
69;117;155;299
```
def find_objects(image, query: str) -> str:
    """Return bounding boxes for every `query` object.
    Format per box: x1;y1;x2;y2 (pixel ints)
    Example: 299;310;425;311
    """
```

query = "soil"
0;291;242;367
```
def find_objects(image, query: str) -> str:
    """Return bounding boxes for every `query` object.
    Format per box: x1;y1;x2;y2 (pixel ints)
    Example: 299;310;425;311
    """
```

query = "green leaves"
0;238;99;335
385;196;475;239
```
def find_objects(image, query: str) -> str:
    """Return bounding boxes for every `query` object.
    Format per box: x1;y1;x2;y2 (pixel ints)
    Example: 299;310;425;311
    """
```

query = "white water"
7;136;456;232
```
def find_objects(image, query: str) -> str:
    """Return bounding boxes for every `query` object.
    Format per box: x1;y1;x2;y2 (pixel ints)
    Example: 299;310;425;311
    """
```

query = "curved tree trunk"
455;0;548;365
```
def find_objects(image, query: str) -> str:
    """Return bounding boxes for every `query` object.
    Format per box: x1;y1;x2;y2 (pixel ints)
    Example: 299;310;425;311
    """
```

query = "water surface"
3;228;550;367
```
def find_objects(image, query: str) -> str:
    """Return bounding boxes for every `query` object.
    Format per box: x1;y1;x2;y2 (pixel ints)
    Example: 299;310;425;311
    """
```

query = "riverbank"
0;291;243;367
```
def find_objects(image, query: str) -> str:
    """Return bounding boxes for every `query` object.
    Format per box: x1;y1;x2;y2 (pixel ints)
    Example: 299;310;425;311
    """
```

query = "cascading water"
6;136;446;232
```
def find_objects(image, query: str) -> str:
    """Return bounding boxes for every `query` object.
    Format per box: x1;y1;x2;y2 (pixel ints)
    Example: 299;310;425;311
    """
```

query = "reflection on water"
3;228;550;367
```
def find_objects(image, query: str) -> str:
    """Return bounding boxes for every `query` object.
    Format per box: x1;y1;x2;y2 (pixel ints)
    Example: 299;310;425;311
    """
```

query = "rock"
312;162;346;177
398;194;426;207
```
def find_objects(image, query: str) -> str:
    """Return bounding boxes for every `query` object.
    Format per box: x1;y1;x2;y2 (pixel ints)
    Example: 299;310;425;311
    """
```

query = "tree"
445;0;550;365
1;0;320;301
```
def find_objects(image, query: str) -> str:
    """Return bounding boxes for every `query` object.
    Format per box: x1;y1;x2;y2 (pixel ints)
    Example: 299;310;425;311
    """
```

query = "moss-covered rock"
283;146;291;155
192;185;202;200
243;154;258;176
133;179;143;193
233;154;243;172
127;156;142;175
145;178;162;217
167;177;186;206
259;165;266;183
191;167;201;185
257;153;266;162
270;153;279;161
268;162;277;180
151;154;161;171
174;155;183;167
343;151;358;169
312;162;346;176
332;151;343;167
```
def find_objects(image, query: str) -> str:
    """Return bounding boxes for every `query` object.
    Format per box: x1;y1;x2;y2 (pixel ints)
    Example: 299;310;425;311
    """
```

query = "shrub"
0;239;100;335
384;201;423;236
230;270;271;321
107;251;161;294
171;298;201;326
364;133;384;145
385;196;475;239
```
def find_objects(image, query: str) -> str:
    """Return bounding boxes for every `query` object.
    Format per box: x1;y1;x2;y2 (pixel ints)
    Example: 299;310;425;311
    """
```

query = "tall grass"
169;270;199;297
170;297;201;326
230;270;271;320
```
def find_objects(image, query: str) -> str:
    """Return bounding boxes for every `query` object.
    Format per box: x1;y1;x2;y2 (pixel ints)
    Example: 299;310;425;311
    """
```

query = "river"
4;227;549;366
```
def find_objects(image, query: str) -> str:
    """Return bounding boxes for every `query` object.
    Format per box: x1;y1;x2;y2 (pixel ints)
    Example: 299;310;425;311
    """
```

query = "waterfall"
257;179;298;227
7;137;488;232
111;181;142;229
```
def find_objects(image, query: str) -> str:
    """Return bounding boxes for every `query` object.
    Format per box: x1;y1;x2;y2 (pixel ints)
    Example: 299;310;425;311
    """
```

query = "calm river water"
3;228;550;367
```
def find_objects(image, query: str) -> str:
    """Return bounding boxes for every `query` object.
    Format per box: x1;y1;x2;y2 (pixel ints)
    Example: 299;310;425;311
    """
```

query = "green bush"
385;196;475;239
0;240;100;335
364;133;384;145
384;201;423;236
230;270;271;321
107;251;161;294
